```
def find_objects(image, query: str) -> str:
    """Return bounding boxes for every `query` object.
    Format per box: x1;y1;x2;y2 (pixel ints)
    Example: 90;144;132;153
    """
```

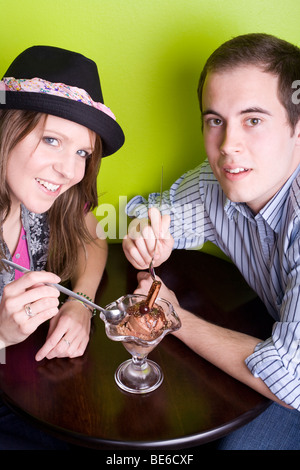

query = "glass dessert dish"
104;294;181;394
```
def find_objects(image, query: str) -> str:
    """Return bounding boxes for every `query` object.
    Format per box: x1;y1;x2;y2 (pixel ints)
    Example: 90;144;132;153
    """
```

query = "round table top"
0;244;273;449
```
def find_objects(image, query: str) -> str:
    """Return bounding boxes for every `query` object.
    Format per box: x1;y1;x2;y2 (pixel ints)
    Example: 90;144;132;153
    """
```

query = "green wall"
1;0;299;255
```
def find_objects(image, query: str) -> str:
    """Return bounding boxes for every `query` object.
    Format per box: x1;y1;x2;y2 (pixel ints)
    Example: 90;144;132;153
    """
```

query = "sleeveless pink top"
12;226;30;279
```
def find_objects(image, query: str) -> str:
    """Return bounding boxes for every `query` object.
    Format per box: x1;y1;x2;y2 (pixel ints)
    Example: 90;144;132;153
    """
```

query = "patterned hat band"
0;77;116;121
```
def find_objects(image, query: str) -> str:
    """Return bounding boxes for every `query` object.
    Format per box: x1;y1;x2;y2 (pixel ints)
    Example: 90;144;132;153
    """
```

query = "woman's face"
6;115;95;214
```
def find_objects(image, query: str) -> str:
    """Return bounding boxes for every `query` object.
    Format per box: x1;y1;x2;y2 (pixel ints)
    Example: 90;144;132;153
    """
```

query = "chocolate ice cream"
116;280;171;340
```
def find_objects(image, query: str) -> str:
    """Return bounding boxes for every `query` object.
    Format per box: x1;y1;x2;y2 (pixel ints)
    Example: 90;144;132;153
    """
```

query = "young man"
123;33;300;450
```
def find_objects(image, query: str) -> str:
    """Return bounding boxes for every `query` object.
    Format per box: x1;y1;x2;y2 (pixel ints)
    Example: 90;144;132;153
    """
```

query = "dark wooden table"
0;244;273;450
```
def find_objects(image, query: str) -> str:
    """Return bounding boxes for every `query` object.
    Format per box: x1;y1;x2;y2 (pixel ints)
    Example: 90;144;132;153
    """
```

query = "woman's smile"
35;177;61;194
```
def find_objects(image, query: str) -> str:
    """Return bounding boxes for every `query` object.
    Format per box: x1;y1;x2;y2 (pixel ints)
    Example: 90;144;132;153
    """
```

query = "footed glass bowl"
104;294;181;394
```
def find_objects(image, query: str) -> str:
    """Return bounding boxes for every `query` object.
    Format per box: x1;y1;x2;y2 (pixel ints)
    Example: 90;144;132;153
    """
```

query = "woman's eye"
77;150;91;158
43;137;59;146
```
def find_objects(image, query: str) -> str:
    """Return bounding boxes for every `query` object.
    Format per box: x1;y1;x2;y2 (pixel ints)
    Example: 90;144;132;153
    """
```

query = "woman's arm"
35;212;108;361
69;211;108;300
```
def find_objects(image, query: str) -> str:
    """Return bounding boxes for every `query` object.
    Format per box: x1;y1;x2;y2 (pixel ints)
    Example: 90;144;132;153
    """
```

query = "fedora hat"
0;46;125;156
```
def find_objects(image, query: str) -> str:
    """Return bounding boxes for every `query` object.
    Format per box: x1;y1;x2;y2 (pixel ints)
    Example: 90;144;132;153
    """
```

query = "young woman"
0;45;124;362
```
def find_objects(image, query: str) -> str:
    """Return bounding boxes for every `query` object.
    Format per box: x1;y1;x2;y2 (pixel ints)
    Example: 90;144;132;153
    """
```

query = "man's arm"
175;306;291;406
135;272;293;409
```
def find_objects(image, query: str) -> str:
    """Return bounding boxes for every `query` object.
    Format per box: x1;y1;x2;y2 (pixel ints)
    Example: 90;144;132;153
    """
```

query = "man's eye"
207;118;223;127
246;118;261;126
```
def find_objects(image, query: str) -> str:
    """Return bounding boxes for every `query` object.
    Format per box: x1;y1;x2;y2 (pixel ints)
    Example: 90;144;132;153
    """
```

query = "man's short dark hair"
198;33;300;130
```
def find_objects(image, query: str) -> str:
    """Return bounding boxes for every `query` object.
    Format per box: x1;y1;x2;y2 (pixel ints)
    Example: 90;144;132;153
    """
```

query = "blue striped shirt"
126;160;300;410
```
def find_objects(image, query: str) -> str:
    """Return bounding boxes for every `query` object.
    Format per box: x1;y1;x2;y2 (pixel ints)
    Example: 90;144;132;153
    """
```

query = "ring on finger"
63;338;71;347
24;303;34;317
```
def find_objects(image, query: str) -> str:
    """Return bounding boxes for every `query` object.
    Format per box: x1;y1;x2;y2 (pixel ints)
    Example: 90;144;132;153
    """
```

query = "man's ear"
294;118;300;145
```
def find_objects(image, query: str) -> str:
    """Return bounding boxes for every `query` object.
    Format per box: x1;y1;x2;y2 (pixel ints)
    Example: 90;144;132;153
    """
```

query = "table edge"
2;392;271;449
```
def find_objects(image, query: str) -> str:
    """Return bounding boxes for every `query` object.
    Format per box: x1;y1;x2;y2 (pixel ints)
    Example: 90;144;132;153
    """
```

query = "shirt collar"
224;199;253;221
224;164;300;232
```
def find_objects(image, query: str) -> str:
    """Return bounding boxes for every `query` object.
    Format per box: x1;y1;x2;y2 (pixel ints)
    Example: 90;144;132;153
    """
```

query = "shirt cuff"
245;322;300;409
126;195;149;219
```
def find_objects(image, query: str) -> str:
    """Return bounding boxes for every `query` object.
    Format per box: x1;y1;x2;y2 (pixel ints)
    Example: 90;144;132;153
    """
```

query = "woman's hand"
0;271;61;348
123;207;174;270
35;300;92;361
35;211;108;362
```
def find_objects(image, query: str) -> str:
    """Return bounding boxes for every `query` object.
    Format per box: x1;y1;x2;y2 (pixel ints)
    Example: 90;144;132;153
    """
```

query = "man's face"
202;65;300;213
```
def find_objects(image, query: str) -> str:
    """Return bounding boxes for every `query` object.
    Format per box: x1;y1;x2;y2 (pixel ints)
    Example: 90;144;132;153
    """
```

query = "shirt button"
264;237;272;244
15;253;20;259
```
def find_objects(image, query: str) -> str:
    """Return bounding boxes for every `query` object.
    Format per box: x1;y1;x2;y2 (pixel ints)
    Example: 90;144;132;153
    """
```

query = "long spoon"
149;166;164;280
1;259;125;324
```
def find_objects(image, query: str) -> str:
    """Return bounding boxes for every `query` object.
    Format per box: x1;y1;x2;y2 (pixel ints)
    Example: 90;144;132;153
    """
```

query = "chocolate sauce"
139;279;161;314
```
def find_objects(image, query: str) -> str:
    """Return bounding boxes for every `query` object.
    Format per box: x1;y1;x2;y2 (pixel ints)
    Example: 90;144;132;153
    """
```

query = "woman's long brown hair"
0;109;102;281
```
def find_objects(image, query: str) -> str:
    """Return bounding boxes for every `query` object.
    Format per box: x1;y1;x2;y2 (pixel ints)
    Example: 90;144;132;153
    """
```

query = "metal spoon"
1;259;125;325
149;166;163;280
149;243;157;280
